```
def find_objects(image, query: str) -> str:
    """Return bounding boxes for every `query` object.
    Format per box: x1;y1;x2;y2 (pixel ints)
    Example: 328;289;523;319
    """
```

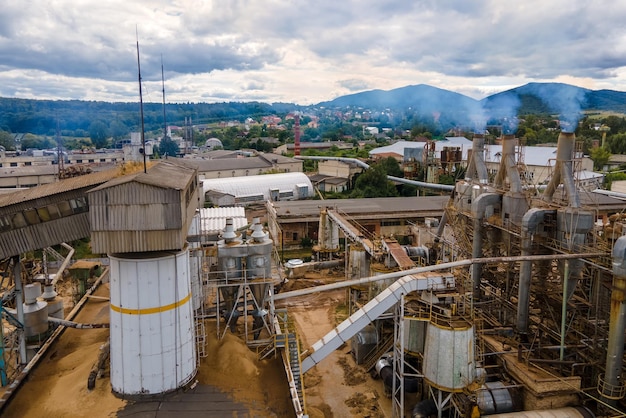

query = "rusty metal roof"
0;167;120;208
88;161;196;192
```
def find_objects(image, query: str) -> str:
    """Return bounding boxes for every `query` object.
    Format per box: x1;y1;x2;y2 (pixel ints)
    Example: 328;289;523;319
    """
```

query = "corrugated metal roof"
0;165;58;177
89;161;196;192
271;196;449;218
188;207;248;235
170;153;300;172
0;167;120;208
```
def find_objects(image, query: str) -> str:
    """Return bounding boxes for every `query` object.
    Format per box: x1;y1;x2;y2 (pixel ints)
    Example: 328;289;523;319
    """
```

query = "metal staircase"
275;309;307;417
362;334;394;372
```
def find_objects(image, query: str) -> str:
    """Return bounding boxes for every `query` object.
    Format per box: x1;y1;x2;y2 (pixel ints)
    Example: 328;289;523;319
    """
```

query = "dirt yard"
1;269;400;418
278;272;393;418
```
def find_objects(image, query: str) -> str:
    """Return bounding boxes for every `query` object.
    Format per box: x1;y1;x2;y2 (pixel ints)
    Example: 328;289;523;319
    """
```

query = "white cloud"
0;0;625;104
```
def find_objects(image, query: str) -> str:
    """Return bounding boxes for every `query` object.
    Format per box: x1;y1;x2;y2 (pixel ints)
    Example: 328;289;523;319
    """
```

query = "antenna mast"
136;29;147;173
56;119;65;179
161;54;168;141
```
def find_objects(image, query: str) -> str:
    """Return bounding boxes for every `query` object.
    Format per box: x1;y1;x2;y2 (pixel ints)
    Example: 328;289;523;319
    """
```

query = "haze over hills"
0;82;625;136
320;82;626;116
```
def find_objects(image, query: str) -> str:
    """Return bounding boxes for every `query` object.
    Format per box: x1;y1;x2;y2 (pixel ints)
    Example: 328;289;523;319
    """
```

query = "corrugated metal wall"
0;213;90;259
89;175;199;254
89;183;183;231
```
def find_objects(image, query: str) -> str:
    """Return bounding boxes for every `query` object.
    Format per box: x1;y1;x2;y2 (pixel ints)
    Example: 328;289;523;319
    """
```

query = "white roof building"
202;172;314;206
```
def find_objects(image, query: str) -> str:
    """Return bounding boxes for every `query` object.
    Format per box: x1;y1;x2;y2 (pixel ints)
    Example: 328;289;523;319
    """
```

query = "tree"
378;156;403;177
89;120;109;149
20;134;54;150
0;130;16;150
590;146;611;171
350;164;399;198
159;136;179;157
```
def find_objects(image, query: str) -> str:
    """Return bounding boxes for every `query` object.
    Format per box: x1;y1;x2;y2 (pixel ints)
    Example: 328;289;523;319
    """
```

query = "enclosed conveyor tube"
471;193;502;299
517;208;555;334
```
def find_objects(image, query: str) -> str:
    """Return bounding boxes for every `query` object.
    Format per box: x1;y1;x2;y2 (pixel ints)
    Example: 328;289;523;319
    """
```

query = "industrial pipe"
375;355;419;394
599;235;626;405
275;252;604;301
51;243;75;286
517;208;555;334
471;193;502;300
294;155;455;192
542;132;580;208
0;268;108;413
2;308;110;329
412;399;437;418
484;406;595;418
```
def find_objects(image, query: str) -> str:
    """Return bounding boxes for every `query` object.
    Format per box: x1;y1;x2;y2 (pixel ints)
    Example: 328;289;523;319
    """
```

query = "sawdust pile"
196;321;294;417
345;391;385;418
2;294;124;418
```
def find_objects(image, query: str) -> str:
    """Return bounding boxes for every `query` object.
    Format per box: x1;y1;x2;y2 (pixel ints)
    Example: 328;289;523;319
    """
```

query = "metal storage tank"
23;283;48;339
109;249;197;396
188;249;204;311
348;245;369;280
404;318;428;354
422;320;476;392
40;283;63;320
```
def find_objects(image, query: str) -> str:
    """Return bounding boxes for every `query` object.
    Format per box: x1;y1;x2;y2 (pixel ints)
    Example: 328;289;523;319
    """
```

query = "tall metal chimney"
294;112;301;156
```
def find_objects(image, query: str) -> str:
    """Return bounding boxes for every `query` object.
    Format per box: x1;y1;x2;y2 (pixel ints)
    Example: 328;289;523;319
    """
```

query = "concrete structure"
266;196;448;249
171;152;302;181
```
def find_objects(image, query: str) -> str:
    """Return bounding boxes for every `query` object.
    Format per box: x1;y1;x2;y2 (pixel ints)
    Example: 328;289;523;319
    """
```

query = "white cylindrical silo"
109;249;197;396
422;320;476;392
189;249;204;311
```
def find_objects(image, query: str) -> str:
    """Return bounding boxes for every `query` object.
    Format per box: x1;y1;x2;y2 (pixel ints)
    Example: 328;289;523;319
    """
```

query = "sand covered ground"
2;269;400;417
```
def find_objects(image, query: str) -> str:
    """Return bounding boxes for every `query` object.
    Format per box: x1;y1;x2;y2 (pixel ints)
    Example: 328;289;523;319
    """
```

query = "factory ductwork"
542;131;579;208
494;135;522;194
496;135;529;226
517;208;555;334
598;235;626;405
471;193;502;299
375;354;419;394
465;133;489;185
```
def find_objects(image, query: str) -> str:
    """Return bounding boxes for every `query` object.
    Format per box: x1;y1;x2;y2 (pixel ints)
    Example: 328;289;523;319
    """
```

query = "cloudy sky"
1;0;625;105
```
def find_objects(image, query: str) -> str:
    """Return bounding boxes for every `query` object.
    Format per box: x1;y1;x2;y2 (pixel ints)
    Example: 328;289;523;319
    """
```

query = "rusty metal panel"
90;229;185;254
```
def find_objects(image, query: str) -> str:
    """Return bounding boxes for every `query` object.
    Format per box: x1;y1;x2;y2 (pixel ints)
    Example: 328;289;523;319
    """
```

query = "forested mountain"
1;82;625;139
0;98;293;137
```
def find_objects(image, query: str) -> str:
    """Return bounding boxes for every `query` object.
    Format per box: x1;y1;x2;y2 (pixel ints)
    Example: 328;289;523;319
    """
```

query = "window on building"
23;209;40;225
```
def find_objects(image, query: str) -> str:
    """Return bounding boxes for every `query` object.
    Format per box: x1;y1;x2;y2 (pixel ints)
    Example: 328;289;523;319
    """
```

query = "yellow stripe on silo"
110;292;191;315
